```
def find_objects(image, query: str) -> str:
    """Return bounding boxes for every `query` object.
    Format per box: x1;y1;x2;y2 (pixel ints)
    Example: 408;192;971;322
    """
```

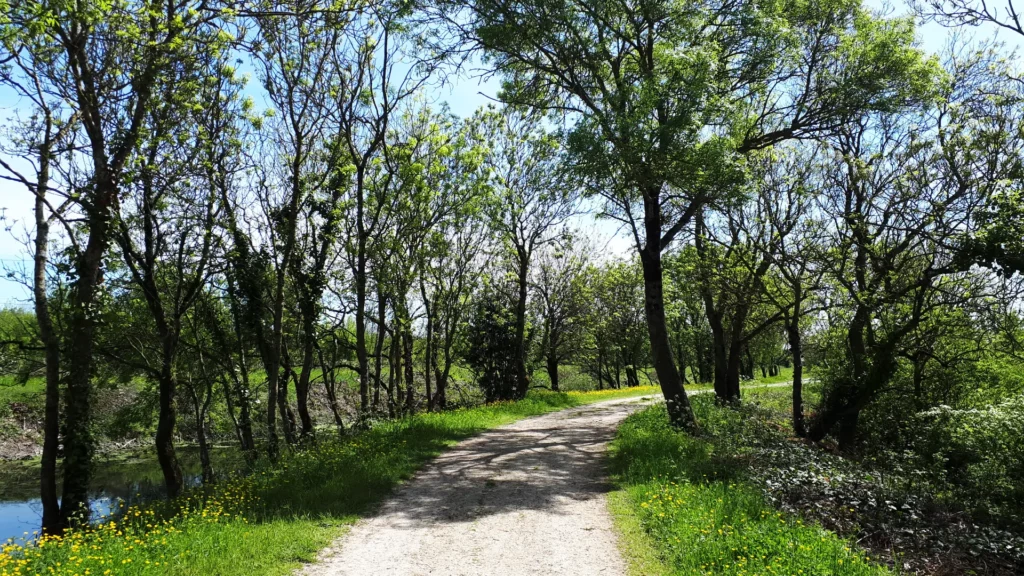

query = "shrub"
912;394;1024;519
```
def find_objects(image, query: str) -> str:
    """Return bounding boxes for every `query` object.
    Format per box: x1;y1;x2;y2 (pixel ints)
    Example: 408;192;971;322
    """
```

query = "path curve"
299;396;655;576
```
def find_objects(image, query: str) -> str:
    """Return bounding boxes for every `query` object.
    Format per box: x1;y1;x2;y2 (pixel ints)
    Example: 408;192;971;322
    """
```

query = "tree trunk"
61;172;120;527
639;196;697;430
786;302;805;436
404;325;415;415
296;313;316;439
513;249;530;399
156;358;183;498
388;332;399;417
278;347;298;444
420;280;434;410
219;375;245;451
265;335;281;460
316;343;346;436
234;358;255;456
435;345;451;411
190;381;214;485
809;307;871;448
372;291;387;412
34;127;62;534
838;410;859;451
726;343;744;401
708;319;728;399
625;365;640;387
223;277;256;456
676;336;689;385
355;171;370;414
546;352;559;392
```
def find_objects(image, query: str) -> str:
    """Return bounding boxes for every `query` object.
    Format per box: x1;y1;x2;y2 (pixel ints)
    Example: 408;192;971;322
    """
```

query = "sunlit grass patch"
610;403;891;575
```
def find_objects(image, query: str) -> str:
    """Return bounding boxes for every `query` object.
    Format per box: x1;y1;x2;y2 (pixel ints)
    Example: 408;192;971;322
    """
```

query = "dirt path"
298;396;656;576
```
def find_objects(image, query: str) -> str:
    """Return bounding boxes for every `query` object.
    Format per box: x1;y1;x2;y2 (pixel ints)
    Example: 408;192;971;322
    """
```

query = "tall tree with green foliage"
451;0;938;428
479;108;579;399
0;0;213;529
809;49;1023;449
532;238;591;391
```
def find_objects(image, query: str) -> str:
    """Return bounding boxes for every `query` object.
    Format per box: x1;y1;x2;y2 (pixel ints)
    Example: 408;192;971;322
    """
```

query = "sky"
0;0;1013;309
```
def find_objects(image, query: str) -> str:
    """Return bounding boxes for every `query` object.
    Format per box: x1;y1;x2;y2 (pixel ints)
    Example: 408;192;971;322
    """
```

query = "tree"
250;1;346;451
479;107;578;399
421;196;489;409
453;0;938;429
532;238;591;391
809;49;1023;449
328;2;437;416
693;189;791;402
760;147;828;436
464;278;521;401
587;259;649;390
110;48;227;496
663;250;714;384
0;19;79;532
0;0;212;529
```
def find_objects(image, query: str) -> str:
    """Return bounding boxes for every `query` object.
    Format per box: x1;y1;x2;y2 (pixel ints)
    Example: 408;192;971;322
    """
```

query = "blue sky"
0;1;1011;308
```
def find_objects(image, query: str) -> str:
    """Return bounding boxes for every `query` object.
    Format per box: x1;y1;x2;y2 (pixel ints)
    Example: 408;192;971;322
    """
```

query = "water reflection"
0;446;242;544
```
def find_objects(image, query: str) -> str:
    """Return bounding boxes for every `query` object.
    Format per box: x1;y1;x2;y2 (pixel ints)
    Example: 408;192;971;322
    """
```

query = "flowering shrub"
912;394;1024;518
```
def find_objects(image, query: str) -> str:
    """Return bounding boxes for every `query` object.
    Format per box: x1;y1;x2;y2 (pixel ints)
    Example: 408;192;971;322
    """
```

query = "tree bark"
403;324;415;415
316;343;346;436
639;193;697;430
155;350;183;498
388;331;400;417
625;365;639;387
546;353;559;392
786;294;805;436
33;123;62;534
355;170;370;414
420;280;434;410
278;346;298;445
61;170;121;527
295;310;316;438
372;290;387;412
707;314;728;398
513;248;530;399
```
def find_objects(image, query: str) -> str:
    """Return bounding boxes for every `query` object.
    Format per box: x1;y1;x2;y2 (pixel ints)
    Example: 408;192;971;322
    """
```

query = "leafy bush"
464;286;522;401
737;389;1024;574
912;394;1024;519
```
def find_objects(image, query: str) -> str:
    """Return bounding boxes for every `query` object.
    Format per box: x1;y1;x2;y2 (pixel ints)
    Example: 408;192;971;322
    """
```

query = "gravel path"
298;396;656;576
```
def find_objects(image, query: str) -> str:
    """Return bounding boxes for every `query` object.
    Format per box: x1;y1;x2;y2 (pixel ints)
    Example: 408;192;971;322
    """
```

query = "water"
0;446;242;544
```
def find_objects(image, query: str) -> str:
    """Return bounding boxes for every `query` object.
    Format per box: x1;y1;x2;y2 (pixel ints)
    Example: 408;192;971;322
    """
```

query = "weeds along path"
298;396;656;576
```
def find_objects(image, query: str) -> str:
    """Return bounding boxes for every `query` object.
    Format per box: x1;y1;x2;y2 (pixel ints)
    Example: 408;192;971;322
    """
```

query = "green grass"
0;376;45;405
751;365;797;385
609;489;672;576
608;397;891;576
741;383;822;426
1;387;659;576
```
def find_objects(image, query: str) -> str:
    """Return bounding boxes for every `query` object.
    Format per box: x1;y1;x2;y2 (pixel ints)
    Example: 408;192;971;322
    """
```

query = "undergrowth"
609;397;891;576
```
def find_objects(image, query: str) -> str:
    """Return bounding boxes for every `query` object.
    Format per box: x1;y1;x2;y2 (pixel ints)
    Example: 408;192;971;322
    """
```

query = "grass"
608;395;891;576
0;386;659;576
0;376;45;406
609;490;671;576
749;366;800;385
